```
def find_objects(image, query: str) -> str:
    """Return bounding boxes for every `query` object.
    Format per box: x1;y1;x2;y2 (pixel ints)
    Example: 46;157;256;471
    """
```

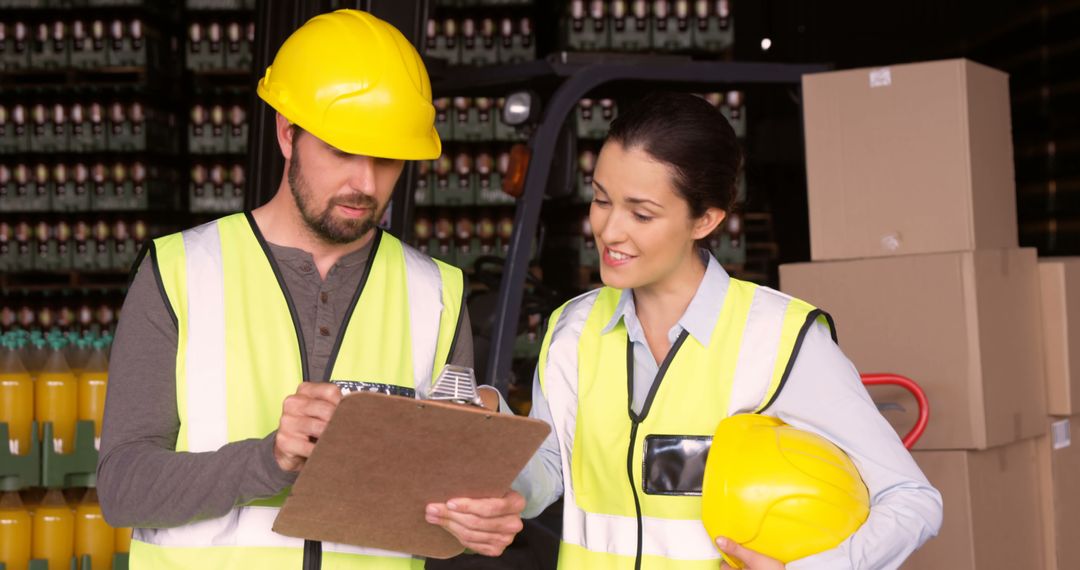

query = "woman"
512;92;943;569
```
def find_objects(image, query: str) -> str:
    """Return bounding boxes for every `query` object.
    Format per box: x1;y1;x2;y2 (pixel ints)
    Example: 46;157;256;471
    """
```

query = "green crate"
70;21;109;69
709;231;746;267
652;14;693;51
112;237;137;271
32;235;71;272
476;152;512;205
575;99;616;140
427;20;460;65
14;235;34;271
186;23;224;71
1;21;31;71
476;175;512;206
579;237;600;270
29;106;69;153
429;215;456;265
692;14;734;53
609;12;651;51
720;99;746;138
565;10;609;51
223;21;252;71
226;116;248;154
497;18;534;64
452;99;496;141
0;228;15;272
31;21;69;70
412;162;433;207
88;166;115;209
106;19;151;67
26;171;53;212
460;18;498;66
433;173;476;206
41;420;97;488
433;98;453;141
53;175;89;212
92;239;113;271
1;104;31;153
0;422;42;490
454;237;482;270
72;239;96;271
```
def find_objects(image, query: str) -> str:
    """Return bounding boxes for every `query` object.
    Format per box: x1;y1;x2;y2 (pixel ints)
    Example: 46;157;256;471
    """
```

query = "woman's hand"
716;537;786;569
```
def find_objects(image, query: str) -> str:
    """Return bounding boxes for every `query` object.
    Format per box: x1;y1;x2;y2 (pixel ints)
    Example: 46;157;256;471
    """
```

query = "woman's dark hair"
604;91;742;218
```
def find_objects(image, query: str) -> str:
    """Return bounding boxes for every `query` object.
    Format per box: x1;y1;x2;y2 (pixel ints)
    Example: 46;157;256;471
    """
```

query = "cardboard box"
780;249;1047;450
905;439;1045;570
802;59;1017;261
1036;417;1080;570
1039;259;1080;415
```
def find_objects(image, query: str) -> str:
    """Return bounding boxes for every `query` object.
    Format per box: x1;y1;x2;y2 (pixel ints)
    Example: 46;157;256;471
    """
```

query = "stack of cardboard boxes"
780;59;1080;569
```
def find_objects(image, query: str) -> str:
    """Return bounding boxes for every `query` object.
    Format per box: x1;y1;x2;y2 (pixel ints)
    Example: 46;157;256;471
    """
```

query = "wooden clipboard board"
272;391;551;559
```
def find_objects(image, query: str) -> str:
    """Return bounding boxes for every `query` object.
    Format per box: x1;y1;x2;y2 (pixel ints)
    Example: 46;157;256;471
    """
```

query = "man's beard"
288;150;383;245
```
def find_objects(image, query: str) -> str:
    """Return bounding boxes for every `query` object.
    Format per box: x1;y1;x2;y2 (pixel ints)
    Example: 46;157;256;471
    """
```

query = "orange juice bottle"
77;340;109;447
32;489;74;570
0;339;34;455
35;339;78;454
66;336;91;377
75;489;113;570
0;491;31;570
115;526;132;554
23;337;47;381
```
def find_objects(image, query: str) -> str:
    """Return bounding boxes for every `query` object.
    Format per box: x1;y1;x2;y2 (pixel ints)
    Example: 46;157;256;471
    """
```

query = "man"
98;10;524;569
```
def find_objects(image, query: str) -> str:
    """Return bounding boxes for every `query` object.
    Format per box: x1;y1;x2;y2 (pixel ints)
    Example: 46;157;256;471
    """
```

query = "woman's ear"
692;207;727;241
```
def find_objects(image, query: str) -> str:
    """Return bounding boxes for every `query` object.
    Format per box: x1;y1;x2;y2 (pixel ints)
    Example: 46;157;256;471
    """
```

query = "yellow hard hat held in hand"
257;9;442;160
701;414;870;568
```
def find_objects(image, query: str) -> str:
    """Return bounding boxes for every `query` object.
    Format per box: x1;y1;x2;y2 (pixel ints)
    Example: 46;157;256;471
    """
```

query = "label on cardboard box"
869;67;892;88
1052;418;1072;450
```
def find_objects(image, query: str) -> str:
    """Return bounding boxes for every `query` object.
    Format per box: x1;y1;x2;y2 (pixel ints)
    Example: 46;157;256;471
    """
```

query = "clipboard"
272;391;552;559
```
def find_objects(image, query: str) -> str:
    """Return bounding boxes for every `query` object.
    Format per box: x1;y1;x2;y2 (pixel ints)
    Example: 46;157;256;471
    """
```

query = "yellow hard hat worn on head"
701;414;870;567
257;9;441;160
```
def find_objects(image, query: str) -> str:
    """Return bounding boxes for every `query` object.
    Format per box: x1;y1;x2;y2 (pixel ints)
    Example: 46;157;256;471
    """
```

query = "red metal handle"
860;373;929;450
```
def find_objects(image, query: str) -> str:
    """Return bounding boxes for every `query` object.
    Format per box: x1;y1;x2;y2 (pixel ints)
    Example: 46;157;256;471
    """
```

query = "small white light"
760;37;772;51
502;91;535;126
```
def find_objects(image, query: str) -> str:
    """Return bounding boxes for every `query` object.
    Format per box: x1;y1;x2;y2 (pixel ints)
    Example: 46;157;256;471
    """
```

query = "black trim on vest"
630;329;690;423
146;241;178;331
624;328;690;570
444;284;467;367
322;229;383;381
127;241;150;288
757;309;835;414
303;538;322;570
243;212;311;381
626;420;644;570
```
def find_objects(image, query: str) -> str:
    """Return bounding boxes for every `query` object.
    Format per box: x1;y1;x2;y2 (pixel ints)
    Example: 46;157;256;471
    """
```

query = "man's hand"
425;491;526;557
716;537;786;569
273;382;342;472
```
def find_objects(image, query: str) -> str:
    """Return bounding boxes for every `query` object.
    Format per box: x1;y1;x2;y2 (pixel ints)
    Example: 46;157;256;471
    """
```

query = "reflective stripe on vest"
537;280;830;568
133;213;461;569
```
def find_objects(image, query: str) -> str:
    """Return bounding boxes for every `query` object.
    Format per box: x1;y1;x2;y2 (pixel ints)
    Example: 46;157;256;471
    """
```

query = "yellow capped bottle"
0;491;31;570
32;489;74;570
35;339;78;454
77;340;109;446
0;339;34;455
75;489;114;570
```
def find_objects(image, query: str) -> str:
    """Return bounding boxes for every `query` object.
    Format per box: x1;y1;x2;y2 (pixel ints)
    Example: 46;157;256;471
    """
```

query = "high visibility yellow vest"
537;280;833;569
131;213;463;570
